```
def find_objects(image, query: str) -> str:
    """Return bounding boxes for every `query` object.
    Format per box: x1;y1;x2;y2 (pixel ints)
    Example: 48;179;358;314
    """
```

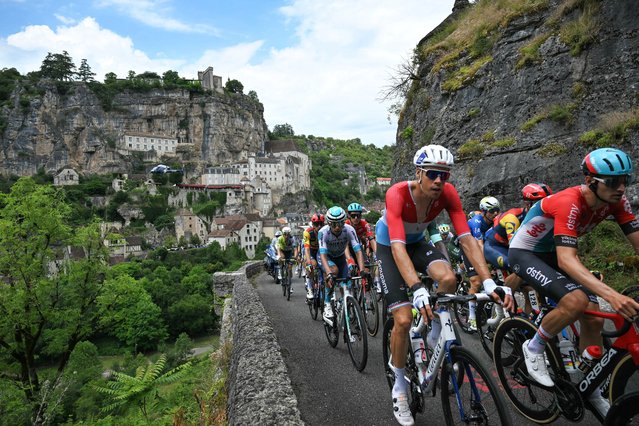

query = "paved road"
256;272;598;425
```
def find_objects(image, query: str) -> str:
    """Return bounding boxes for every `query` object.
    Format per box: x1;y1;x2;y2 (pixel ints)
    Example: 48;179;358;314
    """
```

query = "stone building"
174;208;208;244
211;215;262;258
198;66;224;92
54;168;79;186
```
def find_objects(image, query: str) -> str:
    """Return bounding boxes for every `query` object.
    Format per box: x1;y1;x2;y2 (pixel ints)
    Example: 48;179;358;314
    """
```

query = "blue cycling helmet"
347;202;363;213
326;206;346;223
582;148;633;179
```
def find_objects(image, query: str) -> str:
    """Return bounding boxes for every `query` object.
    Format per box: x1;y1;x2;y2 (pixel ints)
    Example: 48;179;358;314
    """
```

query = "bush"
457;139;485;158
537;142;567;156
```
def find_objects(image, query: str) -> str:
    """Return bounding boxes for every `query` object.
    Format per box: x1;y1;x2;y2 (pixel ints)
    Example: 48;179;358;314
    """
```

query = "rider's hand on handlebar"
412;286;433;324
326;273;335;288
491;289;515;313
609;292;639;321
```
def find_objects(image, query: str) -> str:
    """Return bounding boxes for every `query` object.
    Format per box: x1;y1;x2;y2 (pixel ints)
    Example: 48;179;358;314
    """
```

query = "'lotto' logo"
526;223;546;238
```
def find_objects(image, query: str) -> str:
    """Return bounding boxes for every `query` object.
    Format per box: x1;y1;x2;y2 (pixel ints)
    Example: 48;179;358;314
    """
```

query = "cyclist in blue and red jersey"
376;144;514;426
509;148;639;410
463;196;501;331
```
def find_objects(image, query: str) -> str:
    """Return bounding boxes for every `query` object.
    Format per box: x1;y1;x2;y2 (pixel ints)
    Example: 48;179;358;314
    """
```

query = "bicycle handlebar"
584;308;635;338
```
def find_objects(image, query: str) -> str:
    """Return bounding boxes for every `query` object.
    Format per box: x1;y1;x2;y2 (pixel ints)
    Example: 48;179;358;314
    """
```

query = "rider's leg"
578;300;604;352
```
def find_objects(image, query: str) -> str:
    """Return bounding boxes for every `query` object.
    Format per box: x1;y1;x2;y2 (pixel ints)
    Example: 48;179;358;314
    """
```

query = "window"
129;143;132;148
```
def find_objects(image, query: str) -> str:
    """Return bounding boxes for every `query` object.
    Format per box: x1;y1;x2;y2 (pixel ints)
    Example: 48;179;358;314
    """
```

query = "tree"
247;90;259;102
104;72;117;84
93;354;191;423
162;70;180;88
77;59;95;82
271;123;295;139
224;78;244;94
0;178;109;419
39;51;76;81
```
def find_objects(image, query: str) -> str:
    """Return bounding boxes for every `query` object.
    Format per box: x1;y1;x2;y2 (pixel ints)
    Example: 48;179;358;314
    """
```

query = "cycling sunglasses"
329;221;345;228
592;174;630;189
487;208;500;214
419;168;451;181
312;221;323;226
349;213;361;218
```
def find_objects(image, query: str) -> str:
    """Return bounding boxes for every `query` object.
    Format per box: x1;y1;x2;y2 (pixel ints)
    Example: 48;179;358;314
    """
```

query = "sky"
0;0;455;147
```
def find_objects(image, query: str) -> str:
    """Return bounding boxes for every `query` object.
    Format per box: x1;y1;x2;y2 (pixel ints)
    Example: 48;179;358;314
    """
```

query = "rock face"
0;82;268;176
394;0;639;210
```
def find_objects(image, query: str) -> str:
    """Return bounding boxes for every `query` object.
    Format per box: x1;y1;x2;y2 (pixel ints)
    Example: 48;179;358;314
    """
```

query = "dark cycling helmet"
326;206;346;223
522;183;553;201
582;148;633;180
347;202;363;213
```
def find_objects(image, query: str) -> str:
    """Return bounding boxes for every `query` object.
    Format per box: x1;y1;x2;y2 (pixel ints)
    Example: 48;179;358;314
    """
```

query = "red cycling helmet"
311;213;325;224
522;183;553;201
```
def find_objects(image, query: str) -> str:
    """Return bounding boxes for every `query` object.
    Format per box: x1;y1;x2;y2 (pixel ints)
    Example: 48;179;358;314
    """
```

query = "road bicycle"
492;298;639;424
382;291;512;425
604;390;639;425
351;264;379;337
306;264;325;320
323;276;368;372
279;259;295;301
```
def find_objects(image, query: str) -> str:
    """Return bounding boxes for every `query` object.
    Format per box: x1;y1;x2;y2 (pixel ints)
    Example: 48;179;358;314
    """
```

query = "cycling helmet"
413;144;455;169
275;231;282;237
468;210;481;219
582;148;633;179
347;202;363;213
326;206;346;223
282;226;291;234
522;183;553;201
319;214;325;223
438;223;451;234
479;196;500;212
311;213;321;223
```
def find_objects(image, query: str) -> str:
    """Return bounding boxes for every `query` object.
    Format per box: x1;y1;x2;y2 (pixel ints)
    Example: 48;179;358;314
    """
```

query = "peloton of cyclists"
319;206;369;325
509;148;639;417
375;144;514;426
303;213;324;300
463;196;502;331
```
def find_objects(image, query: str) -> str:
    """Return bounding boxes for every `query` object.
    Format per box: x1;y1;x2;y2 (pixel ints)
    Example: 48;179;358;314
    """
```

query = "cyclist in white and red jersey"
376;144;514;426
510;148;639;401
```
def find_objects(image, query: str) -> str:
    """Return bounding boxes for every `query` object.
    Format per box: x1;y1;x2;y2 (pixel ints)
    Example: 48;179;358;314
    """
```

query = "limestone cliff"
394;0;639;209
0;82;268;176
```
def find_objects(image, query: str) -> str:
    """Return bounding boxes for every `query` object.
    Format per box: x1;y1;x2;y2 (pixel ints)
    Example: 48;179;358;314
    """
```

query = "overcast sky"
0;0;454;146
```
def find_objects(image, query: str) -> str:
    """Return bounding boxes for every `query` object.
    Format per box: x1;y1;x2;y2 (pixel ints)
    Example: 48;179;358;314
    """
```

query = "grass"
521;102;577;131
579;108;639;147
516;33;550;69
559;1;600;56
442;56;492;92
458;139;485;158
467;107;481;118
537;142;567;156
490;137;516;148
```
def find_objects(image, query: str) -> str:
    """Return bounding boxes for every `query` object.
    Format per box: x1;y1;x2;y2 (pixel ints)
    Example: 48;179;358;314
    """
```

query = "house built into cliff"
53;168;79;186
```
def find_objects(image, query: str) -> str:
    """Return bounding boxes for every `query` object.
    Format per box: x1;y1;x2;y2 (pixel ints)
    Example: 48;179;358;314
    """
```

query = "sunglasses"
592;175;630;189
419;168;451;181
487;208;500;214
329;221;345;228
349;213;361;218
312;221;322;226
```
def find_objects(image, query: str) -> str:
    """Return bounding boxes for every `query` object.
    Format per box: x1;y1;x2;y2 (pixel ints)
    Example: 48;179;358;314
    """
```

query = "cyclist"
509;148;639;411
484;183;552;315
346;202;380;292
277;226;299;290
270;230;283;283
319;206;369;325
463;196;501;331
375;144;514;426
303;214;324;300
437;223;463;272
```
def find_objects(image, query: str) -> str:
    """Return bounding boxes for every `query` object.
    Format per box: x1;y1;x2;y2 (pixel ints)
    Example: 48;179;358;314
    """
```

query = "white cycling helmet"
413;144;455;169
479;196;500;212
275;230;282;237
282;226;291;234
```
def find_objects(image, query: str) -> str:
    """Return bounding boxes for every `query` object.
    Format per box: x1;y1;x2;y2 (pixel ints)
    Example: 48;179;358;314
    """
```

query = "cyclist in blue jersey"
463;196;501;330
319;206;369;324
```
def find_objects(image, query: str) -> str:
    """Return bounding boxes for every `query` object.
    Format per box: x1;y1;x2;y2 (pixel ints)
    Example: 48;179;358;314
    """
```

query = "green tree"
162;70;180;89
93;354;191;422
0;178;108;416
104;72;117;84
39;51;76;81
225;78;244;94
271;123;295;139
77;58;96;82
247;90;259;102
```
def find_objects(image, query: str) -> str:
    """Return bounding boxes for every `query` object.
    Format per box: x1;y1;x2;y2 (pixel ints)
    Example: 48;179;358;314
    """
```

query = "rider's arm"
458;235;491;281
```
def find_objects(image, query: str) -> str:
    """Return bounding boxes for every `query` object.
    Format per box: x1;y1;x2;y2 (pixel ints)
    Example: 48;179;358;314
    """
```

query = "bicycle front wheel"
454;280;472;333
493;316;560;424
345;295;368;372
608;352;639;403
324;300;338;348
476;302;496;360
604;390;639;426
361;282;379;336
440;345;512;425
286;273;292;301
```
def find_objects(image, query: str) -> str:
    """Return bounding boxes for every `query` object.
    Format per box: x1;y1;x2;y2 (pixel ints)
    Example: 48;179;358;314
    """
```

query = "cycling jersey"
318;224;361;258
345;218;375;244
277;235;296;252
302;226;320;251
467;213;493;241
376;181;470;246
485;207;526;246
510;185;639;252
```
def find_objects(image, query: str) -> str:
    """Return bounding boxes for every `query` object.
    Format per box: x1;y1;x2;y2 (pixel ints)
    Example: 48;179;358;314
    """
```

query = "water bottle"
578;345;603;372
410;329;428;385
558;338;581;381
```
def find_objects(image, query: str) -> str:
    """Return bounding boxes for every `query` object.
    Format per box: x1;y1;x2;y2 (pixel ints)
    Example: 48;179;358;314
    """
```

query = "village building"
53;168;79;186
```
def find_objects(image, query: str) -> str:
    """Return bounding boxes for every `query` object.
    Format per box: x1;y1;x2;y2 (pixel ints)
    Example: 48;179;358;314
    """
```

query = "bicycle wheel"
476;302;496;360
361;279;379;336
440;345;512;425
493;316;561;424
281;270;287;297
344;295;368;371
381;317;424;417
308;286;318;320
609;353;639;402
604;390;639;426
454;280;472;333
324;300;339;348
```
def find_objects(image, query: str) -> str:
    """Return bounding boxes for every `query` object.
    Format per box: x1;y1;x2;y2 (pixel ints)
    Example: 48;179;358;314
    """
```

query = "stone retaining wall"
215;261;304;425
